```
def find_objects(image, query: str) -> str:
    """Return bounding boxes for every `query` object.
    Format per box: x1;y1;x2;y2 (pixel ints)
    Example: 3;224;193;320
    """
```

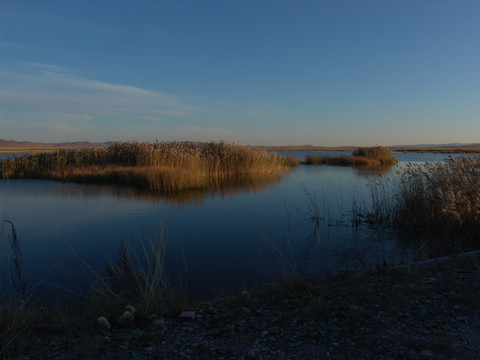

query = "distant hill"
0;139;111;153
393;143;480;147
1;139;480;154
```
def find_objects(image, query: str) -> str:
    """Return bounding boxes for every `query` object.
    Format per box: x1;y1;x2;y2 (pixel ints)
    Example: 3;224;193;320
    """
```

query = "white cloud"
0;64;193;120
0;64;206;141
0;63;290;143
0;63;209;142
0;42;30;50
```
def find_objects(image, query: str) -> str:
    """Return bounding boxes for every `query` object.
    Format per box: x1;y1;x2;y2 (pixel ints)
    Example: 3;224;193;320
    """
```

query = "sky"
1;0;479;146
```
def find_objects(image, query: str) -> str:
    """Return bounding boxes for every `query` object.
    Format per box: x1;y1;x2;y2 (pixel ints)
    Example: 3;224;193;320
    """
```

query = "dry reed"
362;155;480;256
305;146;398;167
0;141;295;193
395;156;480;235
98;229;180;313
1;219;33;358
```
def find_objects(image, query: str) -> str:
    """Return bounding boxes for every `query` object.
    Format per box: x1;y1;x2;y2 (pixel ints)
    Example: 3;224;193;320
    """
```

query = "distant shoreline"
0;140;108;154
1;139;480;154
257;145;480;154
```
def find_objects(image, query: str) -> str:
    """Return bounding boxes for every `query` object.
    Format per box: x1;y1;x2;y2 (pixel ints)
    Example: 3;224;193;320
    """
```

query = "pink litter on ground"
179;310;198;321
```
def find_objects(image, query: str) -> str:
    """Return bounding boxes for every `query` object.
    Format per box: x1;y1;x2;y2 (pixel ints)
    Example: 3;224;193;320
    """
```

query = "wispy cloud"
0;63;288;143
0;42;30;50
0;63;196;133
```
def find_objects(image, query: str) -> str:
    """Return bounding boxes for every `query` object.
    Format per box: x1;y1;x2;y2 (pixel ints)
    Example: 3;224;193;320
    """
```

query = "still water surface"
0;152;458;299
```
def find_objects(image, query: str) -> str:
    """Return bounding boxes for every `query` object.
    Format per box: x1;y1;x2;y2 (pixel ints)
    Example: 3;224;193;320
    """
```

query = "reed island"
0;141;298;192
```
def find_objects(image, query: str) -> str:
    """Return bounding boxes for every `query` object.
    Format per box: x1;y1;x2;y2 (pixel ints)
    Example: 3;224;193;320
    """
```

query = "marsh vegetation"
304;146;398;167
1;219;34;359
0;141;298;193
2;152;480;357
362;154;480;257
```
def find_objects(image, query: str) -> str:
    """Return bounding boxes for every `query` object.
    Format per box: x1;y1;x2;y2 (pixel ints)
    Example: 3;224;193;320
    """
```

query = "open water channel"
0;152;457;300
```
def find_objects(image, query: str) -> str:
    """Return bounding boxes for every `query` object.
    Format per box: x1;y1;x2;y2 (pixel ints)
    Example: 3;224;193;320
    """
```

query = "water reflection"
351;164;396;177
0;153;462;301
1;171;287;206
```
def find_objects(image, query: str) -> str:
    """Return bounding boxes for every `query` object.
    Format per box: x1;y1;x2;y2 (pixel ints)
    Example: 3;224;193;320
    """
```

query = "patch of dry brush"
305;146;398;167
363;154;480;256
396;155;480;237
0;141;297;193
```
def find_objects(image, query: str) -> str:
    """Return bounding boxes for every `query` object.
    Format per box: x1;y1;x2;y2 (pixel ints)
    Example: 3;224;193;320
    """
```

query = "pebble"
420;349;433;357
240;307;251;315
96;316;111;329
118;310;135;323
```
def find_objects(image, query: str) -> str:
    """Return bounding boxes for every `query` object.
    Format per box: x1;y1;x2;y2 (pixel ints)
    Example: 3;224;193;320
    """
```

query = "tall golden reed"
305;146;398;167
362;155;480;256
0;141;296;192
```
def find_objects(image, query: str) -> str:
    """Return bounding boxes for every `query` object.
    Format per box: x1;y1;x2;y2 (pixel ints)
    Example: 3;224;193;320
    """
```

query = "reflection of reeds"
12;170;287;207
0;141;296;193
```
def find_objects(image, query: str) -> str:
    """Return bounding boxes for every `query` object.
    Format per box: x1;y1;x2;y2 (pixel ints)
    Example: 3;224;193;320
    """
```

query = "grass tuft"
1;219;34;359
95;228;184;314
0;296;33;359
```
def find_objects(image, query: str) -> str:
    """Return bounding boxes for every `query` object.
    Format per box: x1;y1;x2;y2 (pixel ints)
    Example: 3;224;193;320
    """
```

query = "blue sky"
1;0;479;146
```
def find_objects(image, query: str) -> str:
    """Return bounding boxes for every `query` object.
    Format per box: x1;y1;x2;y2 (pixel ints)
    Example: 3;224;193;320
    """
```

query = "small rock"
241;290;251;300
208;306;219;316
184;326;195;333
240;307;250;316
118;310;135;323
96;316;111;329
144;346;155;354
420;349;433;357
154;317;166;328
247;349;256;358
126;304;137;313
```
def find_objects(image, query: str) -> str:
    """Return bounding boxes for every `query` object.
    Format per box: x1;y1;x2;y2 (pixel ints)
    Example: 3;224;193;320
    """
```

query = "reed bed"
395;156;480;235
0;141;296;193
363;155;480;256
304;146;398;167
351;146;398;164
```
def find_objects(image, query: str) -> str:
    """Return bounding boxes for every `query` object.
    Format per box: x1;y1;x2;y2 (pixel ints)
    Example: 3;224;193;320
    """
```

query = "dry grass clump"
305;146;397;167
102;238;173;313
352;146;398;165
86;228;184;316
361;155;480;256
0;141;295;193
0;297;32;359
1;220;34;358
395;156;480;239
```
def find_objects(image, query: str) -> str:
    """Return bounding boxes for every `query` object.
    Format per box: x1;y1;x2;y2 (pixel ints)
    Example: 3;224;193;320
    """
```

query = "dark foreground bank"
7;252;480;360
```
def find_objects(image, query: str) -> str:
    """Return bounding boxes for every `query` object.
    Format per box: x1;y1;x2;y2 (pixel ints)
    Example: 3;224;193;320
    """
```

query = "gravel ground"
9;252;480;360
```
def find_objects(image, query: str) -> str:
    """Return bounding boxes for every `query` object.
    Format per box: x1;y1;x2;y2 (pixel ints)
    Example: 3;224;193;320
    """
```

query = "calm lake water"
0;152;460;300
